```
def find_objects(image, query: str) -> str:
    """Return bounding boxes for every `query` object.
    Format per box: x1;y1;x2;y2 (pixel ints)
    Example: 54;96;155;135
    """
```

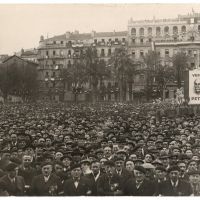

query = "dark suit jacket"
30;174;62;196
124;178;155;196
97;173;122;196
85;172;103;195
63;177;92;196
158;179;193;196
0;175;25;196
114;168;132;186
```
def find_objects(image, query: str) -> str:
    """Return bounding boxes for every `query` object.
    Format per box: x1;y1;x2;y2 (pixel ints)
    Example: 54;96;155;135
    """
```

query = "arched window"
181;26;186;33
131;28;136;35
173;26;178;34
139;28;144;36
164;26;169;34
156;27;161;36
148;27;152;35
101;49;105;57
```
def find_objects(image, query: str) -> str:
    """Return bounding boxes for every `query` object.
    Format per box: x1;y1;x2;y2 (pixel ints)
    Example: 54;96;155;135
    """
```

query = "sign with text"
189;69;200;104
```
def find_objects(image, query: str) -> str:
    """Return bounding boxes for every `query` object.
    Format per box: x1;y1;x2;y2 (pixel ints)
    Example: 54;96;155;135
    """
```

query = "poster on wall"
189;69;200;105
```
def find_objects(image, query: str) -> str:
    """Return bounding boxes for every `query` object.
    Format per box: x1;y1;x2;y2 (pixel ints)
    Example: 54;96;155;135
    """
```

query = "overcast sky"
0;4;200;55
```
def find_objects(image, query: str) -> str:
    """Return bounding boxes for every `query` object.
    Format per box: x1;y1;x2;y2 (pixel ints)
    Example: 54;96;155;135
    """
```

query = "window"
132;39;135;44
94;39;97;43
46;51;49;56
53;51;56;56
140;38;144;43
148;38;152;42
131;28;136;35
139;28;144;36
53;41;56;44
198;25;200;32
148;27;152;35
108;49;111;56
68;60;71;67
52;82;55;88
132;51;135;57
102;39;105;43
68;50;71;55
61;41;63;44
156;27;161;36
46;72;49;76
53;72;56;77
101;49;105;57
165;49;169;56
173;26;178;34
122;38;126;42
181;26;186;33
164;26;169;34
140;50;144;57
53;61;56;65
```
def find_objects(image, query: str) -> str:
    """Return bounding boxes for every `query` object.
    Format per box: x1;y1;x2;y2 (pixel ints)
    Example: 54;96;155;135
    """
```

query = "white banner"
189;69;200;105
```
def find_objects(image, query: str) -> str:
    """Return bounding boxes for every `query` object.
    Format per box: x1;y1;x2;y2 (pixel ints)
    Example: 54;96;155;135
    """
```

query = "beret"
80;159;91;165
104;160;115;167
5;162;18;172
155;166;167;172
41;161;53;168
134;166;146;174
70;163;81;170
188;170;200;176
167;165;180;173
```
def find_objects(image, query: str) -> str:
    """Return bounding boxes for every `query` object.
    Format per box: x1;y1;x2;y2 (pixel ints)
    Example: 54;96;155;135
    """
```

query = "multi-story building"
128;11;200;99
37;30;127;101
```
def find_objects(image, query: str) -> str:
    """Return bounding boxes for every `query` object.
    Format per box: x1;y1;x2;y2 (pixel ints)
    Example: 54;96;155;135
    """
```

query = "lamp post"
72;83;83;103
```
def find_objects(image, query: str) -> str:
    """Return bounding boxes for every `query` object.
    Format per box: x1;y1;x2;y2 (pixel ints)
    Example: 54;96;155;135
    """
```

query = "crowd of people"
0;102;200;196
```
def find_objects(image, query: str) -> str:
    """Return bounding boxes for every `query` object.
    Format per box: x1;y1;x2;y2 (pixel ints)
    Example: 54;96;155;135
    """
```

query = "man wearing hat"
63;163;92;196
158;165;192;196
124;166;155;196
97;160;123;196
188;170;200;196
18;155;37;195
85;160;103;195
30;162;62;196
0;162;25;196
114;156;132;186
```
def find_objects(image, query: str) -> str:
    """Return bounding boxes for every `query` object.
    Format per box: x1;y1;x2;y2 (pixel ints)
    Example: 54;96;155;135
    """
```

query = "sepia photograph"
1;2;200;196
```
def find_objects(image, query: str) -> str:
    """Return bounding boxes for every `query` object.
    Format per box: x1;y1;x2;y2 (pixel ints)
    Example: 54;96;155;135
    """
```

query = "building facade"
128;11;200;99
36;11;200;102
37;30;128;102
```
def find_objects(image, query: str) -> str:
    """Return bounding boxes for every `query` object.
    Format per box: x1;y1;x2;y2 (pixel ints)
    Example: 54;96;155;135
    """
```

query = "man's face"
115;160;124;171
2;153;10;160
54;164;63;174
126;161;134;172
11;134;17;142
104;147;112;158
71;168;82;178
129;154;137;161
8;167;18;179
169;170;179;182
62;158;71;167
42;165;52;177
23;155;32;167
188;161;198;171
91;162;100;174
155;169;166;180
178;163;186;173
105;165;115;176
144;154;153;163
189;174;200;184
134;170;145;182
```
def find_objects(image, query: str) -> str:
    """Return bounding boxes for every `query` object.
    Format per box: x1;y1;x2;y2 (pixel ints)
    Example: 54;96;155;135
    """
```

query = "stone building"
128;11;200;99
37;30;127;102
